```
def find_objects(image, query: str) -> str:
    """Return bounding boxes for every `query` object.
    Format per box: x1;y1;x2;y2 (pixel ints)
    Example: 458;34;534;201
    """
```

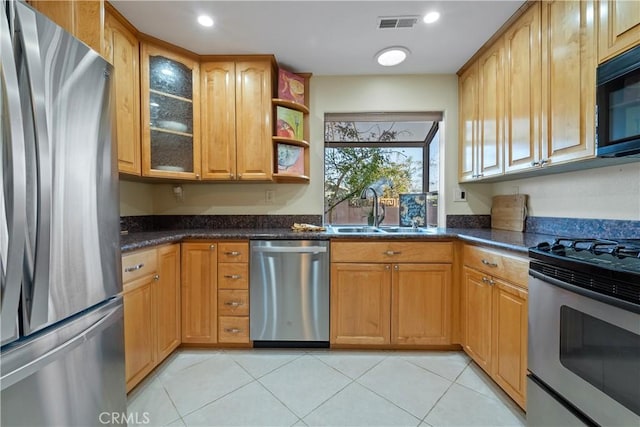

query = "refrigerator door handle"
0;3;27;344
14;3;52;330
0;301;122;389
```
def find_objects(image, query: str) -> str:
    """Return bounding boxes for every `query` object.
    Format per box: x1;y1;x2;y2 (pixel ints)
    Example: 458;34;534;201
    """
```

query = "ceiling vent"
377;16;419;30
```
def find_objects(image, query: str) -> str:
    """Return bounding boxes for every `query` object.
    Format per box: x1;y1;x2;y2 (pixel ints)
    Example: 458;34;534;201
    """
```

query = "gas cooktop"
529;238;640;307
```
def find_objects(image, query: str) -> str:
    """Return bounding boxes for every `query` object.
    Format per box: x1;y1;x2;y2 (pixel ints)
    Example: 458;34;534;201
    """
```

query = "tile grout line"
419;357;472;424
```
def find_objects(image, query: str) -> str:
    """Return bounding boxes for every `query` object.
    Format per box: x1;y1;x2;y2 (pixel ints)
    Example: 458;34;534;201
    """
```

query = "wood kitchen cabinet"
181;242;218;343
121;244;180;392
200;57;275;181
181;241;250;345
330;241;453;347
141;42;201;179
503;2;542;174
598;0;640;63
29;0;104;55
458;40;504;182
541;0;597;166
103;4;141;176
462;244;528;409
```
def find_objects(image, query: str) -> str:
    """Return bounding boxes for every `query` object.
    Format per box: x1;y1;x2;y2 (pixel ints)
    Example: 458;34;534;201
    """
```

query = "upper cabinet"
104;5;141;176
140;42;201;180
200;57;276;181
458;0;602;182
598;0;640;63
30;0;104;55
541;0;596;165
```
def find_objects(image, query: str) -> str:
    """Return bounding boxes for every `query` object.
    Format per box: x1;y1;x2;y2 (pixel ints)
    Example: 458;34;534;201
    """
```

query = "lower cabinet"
462;244;528;409
330;241;453;347
122;244;180;392
181;241;250;345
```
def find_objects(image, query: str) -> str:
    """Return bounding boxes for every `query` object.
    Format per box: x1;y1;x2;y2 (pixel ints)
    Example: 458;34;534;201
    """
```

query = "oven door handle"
529;269;640;314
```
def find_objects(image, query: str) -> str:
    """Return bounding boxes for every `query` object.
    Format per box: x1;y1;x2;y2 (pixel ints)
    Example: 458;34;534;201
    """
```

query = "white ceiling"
111;0;525;76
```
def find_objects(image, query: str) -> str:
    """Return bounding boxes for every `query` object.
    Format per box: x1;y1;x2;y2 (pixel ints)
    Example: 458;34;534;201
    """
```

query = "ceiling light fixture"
375;46;410;67
423;11;440;24
197;15;214;27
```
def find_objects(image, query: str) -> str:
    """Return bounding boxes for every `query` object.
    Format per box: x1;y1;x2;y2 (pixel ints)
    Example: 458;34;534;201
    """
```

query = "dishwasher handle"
252;245;327;254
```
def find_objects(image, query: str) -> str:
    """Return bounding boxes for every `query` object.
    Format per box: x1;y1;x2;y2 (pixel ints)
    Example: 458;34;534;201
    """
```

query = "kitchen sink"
378;226;437;233
329;226;384;233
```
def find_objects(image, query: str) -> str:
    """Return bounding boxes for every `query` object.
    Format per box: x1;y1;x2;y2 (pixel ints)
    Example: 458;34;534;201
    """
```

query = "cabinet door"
478;40;504;178
330;263;391;345
30;1;103;54
156;245;181;362
462;267;493;373
541;0;596;165
599;0;640;63
123;274;155;392
391;264;452;345
492;279;528;409
141;43;201;180
104;9;141;175
458;63;478;182
235;60;273;181
201;61;237;180
181;242;217;343
504;3;542;173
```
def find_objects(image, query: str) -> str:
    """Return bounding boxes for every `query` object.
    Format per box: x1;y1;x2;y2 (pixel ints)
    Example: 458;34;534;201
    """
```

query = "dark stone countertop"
121;227;555;255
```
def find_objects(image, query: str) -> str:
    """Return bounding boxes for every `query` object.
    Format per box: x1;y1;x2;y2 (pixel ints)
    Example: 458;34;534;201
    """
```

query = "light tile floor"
127;349;526;427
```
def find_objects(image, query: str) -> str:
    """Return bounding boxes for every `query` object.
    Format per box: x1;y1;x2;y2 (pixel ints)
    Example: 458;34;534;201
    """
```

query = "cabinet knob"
196;174;200;179
481;276;495;286
210;244;216;250
153;274;160;281
229;173;234;178
238;173;243;178
385;265;390;270
394;265;399;271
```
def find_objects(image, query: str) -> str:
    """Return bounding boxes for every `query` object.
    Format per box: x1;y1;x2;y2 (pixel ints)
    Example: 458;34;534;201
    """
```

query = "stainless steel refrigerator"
1;1;126;425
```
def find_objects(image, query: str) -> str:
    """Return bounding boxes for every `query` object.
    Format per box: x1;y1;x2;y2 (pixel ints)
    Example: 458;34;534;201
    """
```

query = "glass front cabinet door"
141;43;201;179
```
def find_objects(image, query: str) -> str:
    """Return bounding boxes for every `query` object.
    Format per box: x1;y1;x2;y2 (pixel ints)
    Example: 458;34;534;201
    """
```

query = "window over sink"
324;112;441;227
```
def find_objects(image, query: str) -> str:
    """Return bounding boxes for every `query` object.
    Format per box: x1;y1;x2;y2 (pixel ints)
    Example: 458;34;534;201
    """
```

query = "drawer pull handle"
384;251;402;255
224;274;242;279
224;301;243;307
481;259;498;268
225;328;241;334
225;251;241;256
482;277;495;286
124;263;144;272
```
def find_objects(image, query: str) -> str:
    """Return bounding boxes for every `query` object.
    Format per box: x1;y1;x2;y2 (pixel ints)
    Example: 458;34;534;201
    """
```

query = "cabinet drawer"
218;316;250;343
218;290;249;316
218;263;249;289
122;248;157;284
218;242;249;263
331;241;453;263
463;245;528;287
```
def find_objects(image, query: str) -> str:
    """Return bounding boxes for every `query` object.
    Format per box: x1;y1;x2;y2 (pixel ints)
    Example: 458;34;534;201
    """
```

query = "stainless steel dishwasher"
250;240;329;347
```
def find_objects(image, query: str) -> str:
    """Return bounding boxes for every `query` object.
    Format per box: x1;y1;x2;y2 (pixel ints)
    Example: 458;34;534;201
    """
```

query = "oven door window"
560;306;640;416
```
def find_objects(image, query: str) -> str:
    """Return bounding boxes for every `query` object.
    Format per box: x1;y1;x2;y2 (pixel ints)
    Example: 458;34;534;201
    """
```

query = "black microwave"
596;44;640;157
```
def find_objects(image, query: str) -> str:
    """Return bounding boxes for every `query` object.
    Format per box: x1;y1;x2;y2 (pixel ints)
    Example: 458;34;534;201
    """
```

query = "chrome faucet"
360;187;381;227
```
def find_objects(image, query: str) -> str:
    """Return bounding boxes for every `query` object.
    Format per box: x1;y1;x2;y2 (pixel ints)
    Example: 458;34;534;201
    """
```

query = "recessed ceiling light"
375;46;410;67
423;11;440;24
197;15;214;27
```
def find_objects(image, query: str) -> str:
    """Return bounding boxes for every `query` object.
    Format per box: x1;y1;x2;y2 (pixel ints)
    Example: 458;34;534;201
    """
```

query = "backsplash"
446;215;491;229
121;214;323;233
525;217;640;239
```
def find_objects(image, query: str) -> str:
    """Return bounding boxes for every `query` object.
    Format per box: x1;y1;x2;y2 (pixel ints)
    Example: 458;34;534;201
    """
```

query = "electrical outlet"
453;188;467;202
265;190;275;204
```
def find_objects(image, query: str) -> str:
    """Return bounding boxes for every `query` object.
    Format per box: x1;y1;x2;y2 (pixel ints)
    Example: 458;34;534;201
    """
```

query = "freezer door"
1;297;126;426
0;0;27;345
14;2;121;335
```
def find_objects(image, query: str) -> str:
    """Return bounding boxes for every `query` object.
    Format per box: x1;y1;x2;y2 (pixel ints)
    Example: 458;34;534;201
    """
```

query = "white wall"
120;180;154;216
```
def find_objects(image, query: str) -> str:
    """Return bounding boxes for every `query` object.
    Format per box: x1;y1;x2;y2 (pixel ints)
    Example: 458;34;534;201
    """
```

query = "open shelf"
272;98;309;114
272;136;309;148
272;173;310;183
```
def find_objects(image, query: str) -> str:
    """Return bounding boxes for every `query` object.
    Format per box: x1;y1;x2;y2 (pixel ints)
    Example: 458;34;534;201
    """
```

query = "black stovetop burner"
529;238;640;308
531;238;640;274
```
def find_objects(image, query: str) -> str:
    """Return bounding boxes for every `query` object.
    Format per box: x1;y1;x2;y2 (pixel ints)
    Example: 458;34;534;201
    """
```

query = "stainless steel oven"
527;239;640;427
